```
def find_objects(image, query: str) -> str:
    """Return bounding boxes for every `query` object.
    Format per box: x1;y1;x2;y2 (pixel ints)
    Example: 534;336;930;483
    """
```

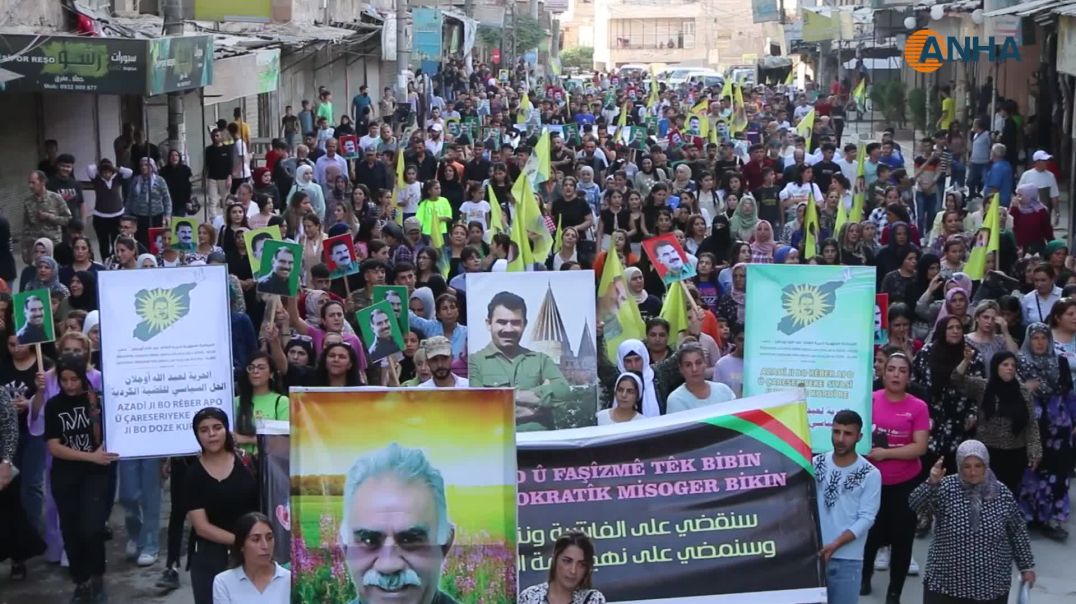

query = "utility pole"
163;0;185;158
396;0;410;97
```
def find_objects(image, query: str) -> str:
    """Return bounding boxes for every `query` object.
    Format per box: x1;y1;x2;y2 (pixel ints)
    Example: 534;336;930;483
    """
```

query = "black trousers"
863;477;918;599
924;587;1007;604
189;540;229;604
92;215;122;260
165;457;193;567
987;446;1027;496
52;468;109;584
134;215;164;249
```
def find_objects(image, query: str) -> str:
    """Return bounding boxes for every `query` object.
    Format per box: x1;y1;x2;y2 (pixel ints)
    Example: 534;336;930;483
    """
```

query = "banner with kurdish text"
516;391;825;604
98;265;234;457
291;388;517;604
744;265;875;454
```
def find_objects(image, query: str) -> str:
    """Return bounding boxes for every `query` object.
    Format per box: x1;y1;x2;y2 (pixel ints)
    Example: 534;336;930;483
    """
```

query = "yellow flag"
803;190;820;257
853;78;867;107
517;92;533;124
598;242;646;360
834;198;849;236
486;184;505;242
731;84;748;135
647;72;659;110
533;129;552;184
719;77;733;101
553;214;563;253
659;281;690;344
690;97;709;116
784;69;795;86
963;194;1001;280
795;108;816;151
393;149;406;225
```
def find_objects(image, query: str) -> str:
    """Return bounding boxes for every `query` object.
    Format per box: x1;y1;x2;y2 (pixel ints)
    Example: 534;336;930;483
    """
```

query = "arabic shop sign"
0;35;213;95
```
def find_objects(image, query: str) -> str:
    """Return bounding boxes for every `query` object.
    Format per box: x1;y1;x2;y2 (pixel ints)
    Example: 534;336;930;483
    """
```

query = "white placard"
99;265;234;458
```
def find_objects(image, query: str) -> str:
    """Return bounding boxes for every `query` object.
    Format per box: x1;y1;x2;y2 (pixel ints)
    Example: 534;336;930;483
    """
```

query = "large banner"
744;265;874;454
291;388;517;604
466;271;598;431
98;265;234;458
516;391;825;604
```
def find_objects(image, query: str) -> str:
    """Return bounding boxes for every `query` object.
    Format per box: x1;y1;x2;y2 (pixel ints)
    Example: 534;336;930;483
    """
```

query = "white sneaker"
874;547;891;571
125;540;138;560
908;557;920;575
137;552;158;567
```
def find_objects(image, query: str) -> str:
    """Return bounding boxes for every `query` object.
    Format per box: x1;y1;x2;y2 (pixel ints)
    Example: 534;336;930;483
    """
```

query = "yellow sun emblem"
132;283;197;341
781;284;832;331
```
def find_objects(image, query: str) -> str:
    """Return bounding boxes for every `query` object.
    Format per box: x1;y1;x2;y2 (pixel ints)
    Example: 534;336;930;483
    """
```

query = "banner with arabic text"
516;391;825;604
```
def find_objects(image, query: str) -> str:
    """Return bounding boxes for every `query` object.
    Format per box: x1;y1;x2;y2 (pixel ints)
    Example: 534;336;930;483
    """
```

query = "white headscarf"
616;339;660;417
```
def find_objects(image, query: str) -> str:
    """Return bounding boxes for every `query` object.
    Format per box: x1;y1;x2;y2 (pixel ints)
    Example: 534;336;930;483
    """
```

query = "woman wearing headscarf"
19;238;54;292
624;266;661;319
288;165;325;220
1010;183;1053;256
781;202;807;247
251;167;281;212
1016;323;1076;541
408;287;436;321
918;279;972;342
127;157;172;239
748;220;777;264
67;271;98;313
837;221;873;266
611;339;683;418
952;349;1042;496
136;253;159;269
914;315;986;472
26;256;68;296
910;439;1035;604
697;215;731;264
715;263;747;332
772;245;800;264
596;373;645;425
874;221;917;286
727;195;759;242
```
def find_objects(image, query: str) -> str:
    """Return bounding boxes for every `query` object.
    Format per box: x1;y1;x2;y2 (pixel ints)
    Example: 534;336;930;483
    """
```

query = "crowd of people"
0;59;1070;604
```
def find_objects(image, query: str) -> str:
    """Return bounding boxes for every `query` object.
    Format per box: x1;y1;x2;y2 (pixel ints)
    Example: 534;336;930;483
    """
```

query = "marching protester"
211;512;290;603
910;440;1035;604
519;531;606;604
815;409;881;604
6;57;1071;604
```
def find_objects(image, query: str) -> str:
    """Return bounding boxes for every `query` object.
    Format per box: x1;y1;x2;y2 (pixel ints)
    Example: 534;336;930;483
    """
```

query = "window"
610;19;696;50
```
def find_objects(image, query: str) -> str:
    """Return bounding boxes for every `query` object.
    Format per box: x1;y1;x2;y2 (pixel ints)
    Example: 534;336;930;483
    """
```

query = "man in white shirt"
358;122;381;152
814;409;881;604
835;143;859;184
1017;150;1061;221
1022;263;1063;327
666;343;736;414
315;138;349;186
418;336;468;388
425;124;445;158
211;182;261;230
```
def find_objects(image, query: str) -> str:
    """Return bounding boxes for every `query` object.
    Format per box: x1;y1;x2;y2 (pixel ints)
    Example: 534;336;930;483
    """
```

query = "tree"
513;14;547;54
560;47;594;70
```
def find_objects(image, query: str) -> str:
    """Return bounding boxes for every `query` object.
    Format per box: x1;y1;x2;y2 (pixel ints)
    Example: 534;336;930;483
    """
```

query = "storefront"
0;33;214;235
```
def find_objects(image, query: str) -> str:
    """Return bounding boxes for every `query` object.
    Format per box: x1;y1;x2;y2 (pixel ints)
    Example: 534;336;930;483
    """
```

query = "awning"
843;56;903;70
0;33;213;96
984;0;1073;17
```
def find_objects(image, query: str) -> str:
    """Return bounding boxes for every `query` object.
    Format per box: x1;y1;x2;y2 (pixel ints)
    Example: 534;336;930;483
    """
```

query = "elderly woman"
909;440;1035;604
519;531;607;604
